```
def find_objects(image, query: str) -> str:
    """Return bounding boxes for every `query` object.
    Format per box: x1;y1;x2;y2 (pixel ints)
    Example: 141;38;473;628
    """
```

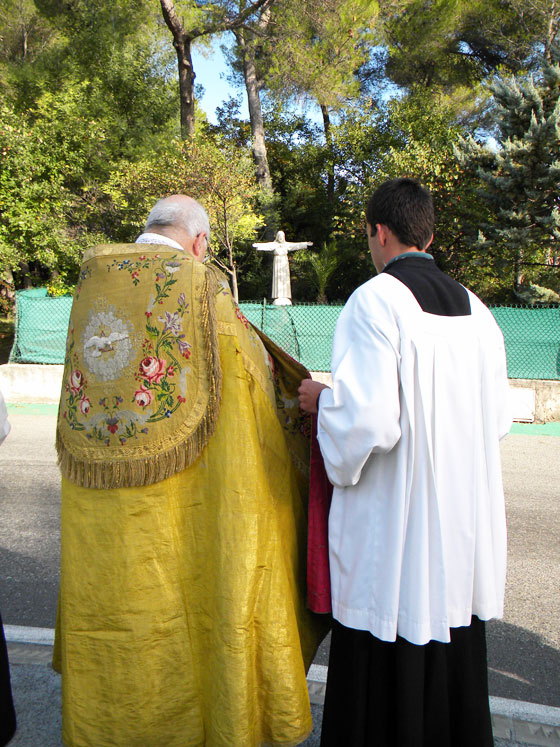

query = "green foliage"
306;242;341;303
514;283;560;305
104;133;263;272
0;92;98;288
2;0;556;309
380;0;544;91
0;0;55;67
325;90;509;300
0;318;15;364
263;106;330;242
0;0;178;289
457;49;560;293
46;276;75;296
265;0;379;110
368;93;505;298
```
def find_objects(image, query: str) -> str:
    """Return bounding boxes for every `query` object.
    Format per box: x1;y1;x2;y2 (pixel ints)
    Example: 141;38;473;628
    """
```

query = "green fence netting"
490;305;560;380
8;290;560;380
240;302;344;372
9;289;73;364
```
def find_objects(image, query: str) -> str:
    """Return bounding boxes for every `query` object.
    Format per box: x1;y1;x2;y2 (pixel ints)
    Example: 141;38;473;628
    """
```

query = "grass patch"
0;317;15;364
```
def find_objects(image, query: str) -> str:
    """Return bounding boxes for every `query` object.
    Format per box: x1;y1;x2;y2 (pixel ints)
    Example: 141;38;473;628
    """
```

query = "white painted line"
4;625;55;646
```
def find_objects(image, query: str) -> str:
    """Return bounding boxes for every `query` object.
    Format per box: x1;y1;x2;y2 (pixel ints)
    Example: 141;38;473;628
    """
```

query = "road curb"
5;625;55;646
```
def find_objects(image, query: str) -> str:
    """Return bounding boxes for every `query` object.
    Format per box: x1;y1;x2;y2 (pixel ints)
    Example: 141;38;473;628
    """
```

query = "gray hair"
144;198;211;244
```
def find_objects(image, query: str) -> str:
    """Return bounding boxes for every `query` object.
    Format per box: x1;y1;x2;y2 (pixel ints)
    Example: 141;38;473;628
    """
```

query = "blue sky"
192;41;248;123
191;38;322;125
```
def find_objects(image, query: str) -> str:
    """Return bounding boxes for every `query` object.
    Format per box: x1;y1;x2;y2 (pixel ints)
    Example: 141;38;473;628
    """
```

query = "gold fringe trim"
56;267;223;490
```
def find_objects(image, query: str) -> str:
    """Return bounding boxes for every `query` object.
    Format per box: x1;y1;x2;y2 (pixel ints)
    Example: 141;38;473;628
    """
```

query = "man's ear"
192;232;207;261
376;224;388;246
424;233;434;251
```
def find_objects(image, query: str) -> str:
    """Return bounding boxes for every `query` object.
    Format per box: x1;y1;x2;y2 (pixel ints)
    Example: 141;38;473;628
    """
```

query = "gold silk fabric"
53;244;327;746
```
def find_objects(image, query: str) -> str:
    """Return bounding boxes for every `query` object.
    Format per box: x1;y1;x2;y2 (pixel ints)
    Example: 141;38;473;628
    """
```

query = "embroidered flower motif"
146;295;156;317
178;293;186;307
69;370;84;394
106;417;119;434
140;356;167;384
79;395;91;415
134;385;153;408
158;310;182;336
235;305;250;329
178;339;191;358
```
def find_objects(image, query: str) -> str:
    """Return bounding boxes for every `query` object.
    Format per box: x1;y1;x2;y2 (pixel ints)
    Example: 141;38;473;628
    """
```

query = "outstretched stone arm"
286;242;313;251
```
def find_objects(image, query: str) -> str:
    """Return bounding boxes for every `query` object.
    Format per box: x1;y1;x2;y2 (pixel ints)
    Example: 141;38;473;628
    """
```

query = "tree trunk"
515;248;525;289
231;264;239;303
21;22;27;60
321;103;335;234
175;36;196;139
545;0;558;60
19;262;33;289
236;29;272;192
321;104;334;200
160;0;196;139
161;0;275;139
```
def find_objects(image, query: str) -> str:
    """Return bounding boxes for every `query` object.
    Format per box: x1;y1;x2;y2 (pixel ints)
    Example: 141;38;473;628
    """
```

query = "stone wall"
1;364;559;423
509;378;560;424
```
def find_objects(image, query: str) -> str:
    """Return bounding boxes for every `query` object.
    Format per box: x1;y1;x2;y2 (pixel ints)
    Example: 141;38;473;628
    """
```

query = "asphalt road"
1;406;559;709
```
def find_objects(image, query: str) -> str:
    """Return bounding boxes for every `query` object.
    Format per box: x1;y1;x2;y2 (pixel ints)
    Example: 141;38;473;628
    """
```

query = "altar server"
299;178;511;747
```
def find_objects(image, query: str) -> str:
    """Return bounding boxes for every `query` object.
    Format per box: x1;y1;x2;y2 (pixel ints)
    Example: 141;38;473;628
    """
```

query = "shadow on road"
487;618;560;707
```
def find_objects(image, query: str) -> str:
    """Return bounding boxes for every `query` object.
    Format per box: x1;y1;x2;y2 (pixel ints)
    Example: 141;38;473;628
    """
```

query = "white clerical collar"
135;233;184;252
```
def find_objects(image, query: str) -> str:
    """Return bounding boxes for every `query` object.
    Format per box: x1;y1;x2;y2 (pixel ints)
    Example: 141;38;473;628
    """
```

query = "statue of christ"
253;231;312;305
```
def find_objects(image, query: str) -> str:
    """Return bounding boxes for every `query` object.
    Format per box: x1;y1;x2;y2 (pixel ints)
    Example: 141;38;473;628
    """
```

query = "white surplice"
317;273;511;645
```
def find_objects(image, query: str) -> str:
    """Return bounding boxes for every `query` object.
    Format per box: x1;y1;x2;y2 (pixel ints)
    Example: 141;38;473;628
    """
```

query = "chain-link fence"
9;289;73;365
8;290;560;380
490;305;560;380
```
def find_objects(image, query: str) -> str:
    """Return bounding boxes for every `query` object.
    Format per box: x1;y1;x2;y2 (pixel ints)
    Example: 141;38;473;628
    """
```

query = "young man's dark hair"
366;178;434;250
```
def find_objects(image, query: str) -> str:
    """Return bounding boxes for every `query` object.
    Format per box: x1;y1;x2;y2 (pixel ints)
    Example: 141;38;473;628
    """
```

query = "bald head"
144;194;211;261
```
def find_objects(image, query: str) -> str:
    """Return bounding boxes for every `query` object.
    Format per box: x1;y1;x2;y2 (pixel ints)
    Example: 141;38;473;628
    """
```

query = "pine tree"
457;47;560;293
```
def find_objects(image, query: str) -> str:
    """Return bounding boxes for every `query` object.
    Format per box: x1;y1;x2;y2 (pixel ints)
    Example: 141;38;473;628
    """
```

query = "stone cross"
253;230;313;305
